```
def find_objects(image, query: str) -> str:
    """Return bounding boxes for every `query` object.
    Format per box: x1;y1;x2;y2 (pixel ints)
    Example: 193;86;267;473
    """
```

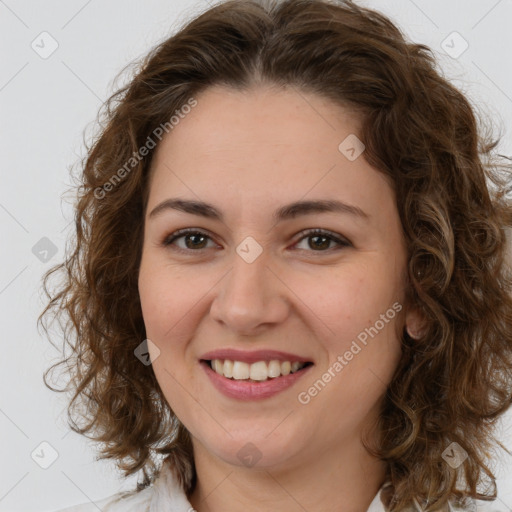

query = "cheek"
138;265;198;397
138;256;196;334
310;267;404;393
302;262;401;339
138;267;167;334
137;257;216;371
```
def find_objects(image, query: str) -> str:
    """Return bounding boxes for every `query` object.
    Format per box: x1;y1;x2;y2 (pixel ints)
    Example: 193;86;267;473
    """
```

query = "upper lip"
200;349;313;364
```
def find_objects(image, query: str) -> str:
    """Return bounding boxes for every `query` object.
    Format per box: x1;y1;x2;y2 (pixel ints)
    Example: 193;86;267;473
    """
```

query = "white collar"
59;463;484;511
144;462;391;512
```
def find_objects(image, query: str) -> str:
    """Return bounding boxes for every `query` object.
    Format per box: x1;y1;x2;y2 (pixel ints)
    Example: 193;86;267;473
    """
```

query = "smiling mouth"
202;359;314;382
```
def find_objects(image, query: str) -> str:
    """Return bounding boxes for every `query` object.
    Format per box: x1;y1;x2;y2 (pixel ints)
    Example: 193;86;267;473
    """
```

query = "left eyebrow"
274;199;370;222
148;198;370;223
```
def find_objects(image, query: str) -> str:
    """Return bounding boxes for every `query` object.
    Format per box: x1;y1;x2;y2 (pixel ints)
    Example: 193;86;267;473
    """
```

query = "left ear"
405;305;427;339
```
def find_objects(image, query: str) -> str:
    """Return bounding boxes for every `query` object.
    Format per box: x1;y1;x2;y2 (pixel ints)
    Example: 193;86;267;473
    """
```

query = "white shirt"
54;461;495;512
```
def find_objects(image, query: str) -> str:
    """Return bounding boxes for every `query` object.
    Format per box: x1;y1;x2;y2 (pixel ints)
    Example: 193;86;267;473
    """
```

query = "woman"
40;0;512;510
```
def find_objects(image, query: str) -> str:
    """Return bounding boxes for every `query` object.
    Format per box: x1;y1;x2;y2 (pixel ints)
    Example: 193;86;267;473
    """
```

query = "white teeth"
223;359;233;378
281;361;291;376
291;361;302;372
209;359;308;381
213;359;223;374
268;360;281;378
249;361;268;381
232;361;250;380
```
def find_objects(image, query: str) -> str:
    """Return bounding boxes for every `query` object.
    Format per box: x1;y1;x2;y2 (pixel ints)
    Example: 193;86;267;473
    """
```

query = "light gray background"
1;1;511;511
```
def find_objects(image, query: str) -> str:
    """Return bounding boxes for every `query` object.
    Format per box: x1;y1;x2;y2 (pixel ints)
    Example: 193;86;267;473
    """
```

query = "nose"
209;248;290;336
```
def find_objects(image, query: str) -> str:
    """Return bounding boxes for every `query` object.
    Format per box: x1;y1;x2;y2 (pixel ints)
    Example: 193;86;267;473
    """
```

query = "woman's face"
138;84;420;470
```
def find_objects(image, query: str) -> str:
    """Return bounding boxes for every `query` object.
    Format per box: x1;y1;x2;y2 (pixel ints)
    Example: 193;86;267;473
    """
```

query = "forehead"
154;84;363;163
147;84;395;227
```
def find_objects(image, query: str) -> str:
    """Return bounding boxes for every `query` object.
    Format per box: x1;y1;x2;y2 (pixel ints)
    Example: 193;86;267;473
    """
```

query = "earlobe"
405;306;427;340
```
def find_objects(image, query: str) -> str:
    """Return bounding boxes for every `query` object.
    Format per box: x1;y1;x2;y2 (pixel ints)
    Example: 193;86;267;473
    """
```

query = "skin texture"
138;84;426;512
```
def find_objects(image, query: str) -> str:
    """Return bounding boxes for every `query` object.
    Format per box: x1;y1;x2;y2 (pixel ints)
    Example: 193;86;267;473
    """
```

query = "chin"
191;425;306;470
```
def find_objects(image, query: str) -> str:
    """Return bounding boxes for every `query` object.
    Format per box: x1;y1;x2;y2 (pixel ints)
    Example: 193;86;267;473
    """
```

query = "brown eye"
162;227;351;255
294;229;352;252
162;229;216;251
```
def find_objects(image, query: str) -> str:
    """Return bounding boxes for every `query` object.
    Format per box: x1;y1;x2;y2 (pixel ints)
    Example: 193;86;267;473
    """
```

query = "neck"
188;437;387;512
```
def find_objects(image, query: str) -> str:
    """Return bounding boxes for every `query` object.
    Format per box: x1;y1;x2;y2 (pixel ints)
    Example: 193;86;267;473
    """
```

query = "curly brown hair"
39;0;512;510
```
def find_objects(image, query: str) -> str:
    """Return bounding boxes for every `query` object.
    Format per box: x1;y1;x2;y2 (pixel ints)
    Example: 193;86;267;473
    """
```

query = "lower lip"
201;361;313;400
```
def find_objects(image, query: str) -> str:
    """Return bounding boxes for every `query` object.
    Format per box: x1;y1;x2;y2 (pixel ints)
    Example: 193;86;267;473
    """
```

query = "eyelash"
161;228;352;255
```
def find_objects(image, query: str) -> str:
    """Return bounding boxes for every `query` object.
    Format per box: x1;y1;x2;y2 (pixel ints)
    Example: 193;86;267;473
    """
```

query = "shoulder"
449;498;505;511
377;483;503;512
52;486;153;512
51;460;192;512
